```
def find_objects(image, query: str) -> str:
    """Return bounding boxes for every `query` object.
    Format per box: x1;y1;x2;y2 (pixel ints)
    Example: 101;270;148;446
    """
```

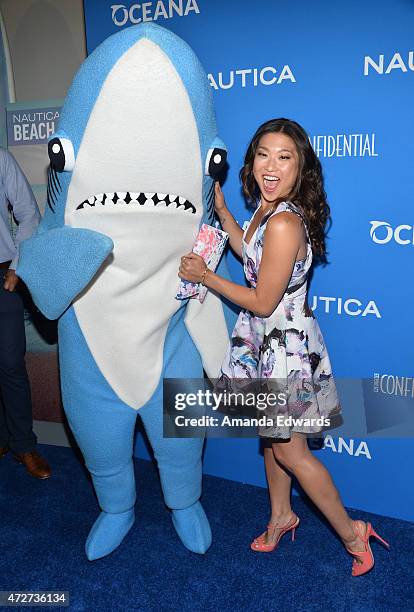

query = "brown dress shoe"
0;446;9;458
15;451;52;479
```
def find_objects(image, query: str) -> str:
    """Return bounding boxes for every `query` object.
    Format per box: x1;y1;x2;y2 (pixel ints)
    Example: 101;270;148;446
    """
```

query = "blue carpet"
0;444;413;612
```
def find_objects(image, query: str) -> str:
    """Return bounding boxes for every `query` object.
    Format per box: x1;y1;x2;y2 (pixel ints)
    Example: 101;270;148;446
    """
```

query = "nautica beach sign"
7;106;61;146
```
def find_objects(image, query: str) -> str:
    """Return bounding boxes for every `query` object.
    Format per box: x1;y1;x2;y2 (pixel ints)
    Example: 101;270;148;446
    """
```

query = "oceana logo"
370;221;414;245
323;436;371;459
364;51;414;75
111;1;200;27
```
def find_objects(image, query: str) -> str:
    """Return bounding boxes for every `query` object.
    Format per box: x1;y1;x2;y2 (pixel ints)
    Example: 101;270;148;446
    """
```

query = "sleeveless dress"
218;201;340;439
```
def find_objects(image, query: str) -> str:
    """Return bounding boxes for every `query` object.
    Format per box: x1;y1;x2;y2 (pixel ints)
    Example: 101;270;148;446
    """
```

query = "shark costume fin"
17;226;113;320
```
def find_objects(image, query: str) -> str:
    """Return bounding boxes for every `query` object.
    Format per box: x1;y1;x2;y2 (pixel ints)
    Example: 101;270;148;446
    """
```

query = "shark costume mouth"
76;191;196;213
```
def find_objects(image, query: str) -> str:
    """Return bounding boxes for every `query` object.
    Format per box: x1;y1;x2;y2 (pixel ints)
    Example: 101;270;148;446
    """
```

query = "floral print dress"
218;201;340;439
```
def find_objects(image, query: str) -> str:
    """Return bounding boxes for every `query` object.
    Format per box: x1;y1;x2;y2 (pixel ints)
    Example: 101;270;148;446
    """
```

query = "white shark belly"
64;35;204;408
72;206;198;409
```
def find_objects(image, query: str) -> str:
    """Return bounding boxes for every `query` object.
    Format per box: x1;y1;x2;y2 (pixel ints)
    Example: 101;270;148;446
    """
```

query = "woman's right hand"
214;181;227;214
213;181;243;257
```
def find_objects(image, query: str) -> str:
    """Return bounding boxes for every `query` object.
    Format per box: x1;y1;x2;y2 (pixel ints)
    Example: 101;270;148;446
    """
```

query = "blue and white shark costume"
17;23;233;560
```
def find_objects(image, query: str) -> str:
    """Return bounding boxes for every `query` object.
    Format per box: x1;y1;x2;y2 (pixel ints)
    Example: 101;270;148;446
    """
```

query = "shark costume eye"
46;135;74;212
48;137;75;172
205;147;227;179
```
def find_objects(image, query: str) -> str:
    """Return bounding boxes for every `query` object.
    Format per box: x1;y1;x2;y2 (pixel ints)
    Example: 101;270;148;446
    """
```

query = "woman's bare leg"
261;446;296;544
271;433;367;554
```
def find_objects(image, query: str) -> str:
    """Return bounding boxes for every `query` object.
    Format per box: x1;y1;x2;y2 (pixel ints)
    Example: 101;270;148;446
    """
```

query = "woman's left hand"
179;253;207;283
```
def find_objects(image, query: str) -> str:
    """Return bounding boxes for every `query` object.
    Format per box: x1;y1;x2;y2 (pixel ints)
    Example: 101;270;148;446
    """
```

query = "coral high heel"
251;514;300;552
345;521;390;576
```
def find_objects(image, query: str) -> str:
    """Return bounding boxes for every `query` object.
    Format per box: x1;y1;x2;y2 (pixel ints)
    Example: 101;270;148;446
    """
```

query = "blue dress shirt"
0;148;40;270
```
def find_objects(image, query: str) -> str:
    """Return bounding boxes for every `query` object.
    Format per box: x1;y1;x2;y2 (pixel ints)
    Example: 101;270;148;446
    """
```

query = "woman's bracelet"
200;267;209;286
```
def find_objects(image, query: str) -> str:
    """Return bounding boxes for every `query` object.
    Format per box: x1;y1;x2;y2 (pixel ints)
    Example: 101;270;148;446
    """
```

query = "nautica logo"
364;51;414;75
208;65;295;90
311;296;381;318
111;1;200;27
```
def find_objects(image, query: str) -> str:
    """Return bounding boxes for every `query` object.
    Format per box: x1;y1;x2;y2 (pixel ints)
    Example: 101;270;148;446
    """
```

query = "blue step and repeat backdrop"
82;0;414;521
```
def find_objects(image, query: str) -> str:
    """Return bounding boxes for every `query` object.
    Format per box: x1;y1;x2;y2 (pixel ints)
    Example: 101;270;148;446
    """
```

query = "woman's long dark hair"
240;118;330;264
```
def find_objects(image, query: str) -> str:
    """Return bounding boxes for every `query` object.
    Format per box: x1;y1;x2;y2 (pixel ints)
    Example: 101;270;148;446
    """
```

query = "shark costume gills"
17;23;233;560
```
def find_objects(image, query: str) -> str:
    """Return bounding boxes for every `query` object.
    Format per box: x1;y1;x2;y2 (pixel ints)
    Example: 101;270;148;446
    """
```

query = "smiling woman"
178;117;390;576
252;133;299;202
239;118;330;264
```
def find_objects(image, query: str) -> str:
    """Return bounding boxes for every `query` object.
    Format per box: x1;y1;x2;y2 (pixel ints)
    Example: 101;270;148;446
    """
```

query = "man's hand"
3;269;20;292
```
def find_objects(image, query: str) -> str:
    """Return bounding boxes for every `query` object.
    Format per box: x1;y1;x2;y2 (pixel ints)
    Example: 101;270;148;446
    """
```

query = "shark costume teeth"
76;191;196;213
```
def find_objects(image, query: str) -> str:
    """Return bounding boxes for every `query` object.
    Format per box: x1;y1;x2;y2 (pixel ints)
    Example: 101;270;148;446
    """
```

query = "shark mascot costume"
17;23;233;560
